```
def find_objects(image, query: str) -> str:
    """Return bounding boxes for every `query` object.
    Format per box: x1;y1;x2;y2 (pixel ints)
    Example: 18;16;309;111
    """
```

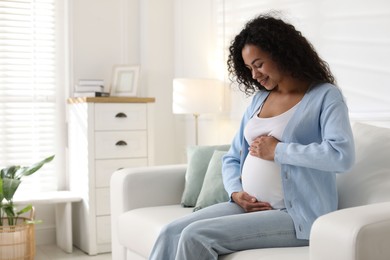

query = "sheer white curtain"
216;0;390;118
0;0;67;193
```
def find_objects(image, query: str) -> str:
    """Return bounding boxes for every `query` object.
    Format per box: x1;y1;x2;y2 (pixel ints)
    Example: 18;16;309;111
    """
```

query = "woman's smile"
259;76;268;86
242;44;282;90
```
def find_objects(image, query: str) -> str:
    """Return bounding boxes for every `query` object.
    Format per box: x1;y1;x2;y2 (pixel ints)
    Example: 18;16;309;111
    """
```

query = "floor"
35;244;112;260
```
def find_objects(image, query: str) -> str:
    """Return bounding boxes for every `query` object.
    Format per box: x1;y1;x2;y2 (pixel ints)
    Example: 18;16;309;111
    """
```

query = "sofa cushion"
337;122;390;209
220;246;309;260
119;204;309;260
181;144;230;207
117;205;193;258
194;150;229;211
118;204;309;260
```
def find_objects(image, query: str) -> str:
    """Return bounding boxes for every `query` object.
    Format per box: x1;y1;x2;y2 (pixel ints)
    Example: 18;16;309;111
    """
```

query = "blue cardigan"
222;83;355;239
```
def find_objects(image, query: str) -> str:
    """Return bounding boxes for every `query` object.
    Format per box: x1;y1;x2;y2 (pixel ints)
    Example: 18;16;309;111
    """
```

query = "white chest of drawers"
67;97;155;255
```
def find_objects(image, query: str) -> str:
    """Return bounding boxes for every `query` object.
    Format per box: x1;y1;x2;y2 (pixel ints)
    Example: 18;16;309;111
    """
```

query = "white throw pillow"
337;122;390;209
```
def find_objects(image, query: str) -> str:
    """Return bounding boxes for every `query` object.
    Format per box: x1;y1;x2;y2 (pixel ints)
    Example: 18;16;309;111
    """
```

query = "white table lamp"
172;78;224;145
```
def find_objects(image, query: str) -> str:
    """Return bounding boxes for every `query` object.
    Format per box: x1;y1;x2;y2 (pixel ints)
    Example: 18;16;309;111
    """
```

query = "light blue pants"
149;202;309;260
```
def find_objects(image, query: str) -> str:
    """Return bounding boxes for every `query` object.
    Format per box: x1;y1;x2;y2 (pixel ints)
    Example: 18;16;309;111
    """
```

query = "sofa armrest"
310;201;390;260
110;164;187;260
110;164;187;213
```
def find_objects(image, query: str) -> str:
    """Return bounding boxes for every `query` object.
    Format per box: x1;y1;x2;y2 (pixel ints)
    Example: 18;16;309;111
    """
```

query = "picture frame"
110;65;140;96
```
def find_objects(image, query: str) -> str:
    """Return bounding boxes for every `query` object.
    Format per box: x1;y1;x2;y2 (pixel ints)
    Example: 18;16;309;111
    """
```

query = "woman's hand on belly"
231;191;273;212
249;135;279;161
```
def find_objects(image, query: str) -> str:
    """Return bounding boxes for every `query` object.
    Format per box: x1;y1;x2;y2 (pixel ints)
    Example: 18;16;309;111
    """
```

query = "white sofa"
110;122;390;260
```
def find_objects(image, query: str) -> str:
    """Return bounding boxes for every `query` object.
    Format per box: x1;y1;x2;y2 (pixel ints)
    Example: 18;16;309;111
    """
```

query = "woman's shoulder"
310;82;338;91
309;82;344;99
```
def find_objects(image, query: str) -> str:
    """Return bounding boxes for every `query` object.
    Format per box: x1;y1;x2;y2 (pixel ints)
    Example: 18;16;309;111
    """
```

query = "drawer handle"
115;140;127;146
115;112;127;118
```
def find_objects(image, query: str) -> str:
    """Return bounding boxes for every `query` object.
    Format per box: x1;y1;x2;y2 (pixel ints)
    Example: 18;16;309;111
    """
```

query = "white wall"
71;0;119;84
70;0;176;165
70;0;140;90
172;0;238;163
139;0;176;164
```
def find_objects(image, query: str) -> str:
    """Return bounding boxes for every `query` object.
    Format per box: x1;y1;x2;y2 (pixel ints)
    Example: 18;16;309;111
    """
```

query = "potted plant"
0;155;54;260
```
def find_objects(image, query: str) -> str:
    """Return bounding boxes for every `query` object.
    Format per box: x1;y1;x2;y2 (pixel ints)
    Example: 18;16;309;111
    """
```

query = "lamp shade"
172;78;224;115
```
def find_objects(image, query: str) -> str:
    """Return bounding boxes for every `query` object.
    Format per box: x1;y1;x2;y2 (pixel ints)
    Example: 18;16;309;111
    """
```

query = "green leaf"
0;178;4;202
2;203;15;216
3;204;16;225
1;166;20;179
14;166;28;179
0;155;54;226
2;177;21;201
17;155;55;178
16;204;33;216
25;219;42;225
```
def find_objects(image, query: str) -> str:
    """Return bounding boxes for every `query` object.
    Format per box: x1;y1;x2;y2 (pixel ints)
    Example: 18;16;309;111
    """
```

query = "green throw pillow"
181;144;230;207
194;150;229;211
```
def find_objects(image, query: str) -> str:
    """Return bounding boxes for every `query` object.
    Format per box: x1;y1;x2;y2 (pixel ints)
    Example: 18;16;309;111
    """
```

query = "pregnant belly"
241;154;285;209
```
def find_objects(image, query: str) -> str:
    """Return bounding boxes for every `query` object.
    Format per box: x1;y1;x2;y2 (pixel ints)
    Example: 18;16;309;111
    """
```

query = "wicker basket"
0;210;35;260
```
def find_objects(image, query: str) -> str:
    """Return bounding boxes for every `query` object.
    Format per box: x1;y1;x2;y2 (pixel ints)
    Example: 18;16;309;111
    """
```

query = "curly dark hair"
227;13;335;95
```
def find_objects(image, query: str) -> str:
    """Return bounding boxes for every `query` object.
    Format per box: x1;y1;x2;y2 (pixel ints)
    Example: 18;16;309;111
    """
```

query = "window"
0;0;66;193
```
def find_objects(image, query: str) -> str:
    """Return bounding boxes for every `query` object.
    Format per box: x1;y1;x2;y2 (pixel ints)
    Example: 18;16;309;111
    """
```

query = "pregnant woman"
149;13;355;260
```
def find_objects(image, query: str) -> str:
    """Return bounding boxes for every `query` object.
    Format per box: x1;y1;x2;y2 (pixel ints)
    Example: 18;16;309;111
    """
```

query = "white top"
242;103;298;209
